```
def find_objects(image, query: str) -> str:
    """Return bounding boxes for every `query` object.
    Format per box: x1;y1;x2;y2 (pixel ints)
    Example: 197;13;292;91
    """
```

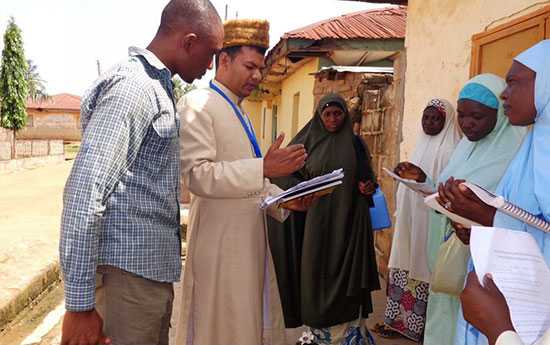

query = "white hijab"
388;99;461;282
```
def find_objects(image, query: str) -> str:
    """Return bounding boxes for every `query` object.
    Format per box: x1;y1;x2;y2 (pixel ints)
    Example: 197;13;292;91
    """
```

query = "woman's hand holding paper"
394;162;427;183
437;177;496;226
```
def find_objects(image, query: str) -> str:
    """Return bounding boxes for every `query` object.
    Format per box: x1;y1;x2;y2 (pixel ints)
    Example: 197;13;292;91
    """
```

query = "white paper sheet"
424;193;480;228
383;167;435;196
471;227;550;345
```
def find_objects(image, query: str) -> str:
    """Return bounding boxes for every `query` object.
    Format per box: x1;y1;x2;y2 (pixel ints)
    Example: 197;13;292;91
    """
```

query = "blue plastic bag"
369;187;391;231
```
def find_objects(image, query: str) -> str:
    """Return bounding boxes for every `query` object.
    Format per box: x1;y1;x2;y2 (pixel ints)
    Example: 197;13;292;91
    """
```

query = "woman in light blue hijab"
454;39;550;345
423;74;527;345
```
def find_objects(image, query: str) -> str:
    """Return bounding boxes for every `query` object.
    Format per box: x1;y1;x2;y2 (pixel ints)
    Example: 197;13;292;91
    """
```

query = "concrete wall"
0;137;65;174
256;96;282;153
29;110;78;129
1;126;64;162
0;139;64;160
249;99;277;153
258;100;272;153
278;58;319;145
243;58;319;151
0;128;14;161
402;0;546;159
18;109;81;141
241;100;262;149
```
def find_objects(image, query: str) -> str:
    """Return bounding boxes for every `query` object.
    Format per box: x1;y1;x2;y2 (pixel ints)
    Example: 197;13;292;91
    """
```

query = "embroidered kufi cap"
223;19;270;49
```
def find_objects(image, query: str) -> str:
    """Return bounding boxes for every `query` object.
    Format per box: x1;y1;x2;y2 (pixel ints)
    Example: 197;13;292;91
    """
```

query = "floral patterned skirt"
298;319;376;345
383;268;429;342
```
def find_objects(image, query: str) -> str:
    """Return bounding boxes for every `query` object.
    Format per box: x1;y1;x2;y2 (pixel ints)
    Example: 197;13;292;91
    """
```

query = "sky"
0;0;388;96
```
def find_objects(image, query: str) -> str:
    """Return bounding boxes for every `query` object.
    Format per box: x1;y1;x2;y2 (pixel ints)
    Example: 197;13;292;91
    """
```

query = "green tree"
172;76;196;104
0;17;28;158
26;59;48;101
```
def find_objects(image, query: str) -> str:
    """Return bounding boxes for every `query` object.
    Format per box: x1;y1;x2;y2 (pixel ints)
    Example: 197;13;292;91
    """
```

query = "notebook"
423;182;550;233
260;169;345;210
462;182;550;233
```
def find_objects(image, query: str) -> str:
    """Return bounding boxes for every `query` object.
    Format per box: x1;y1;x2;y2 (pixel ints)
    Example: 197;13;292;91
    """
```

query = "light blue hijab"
455;40;550;345
424;74;527;345
427;74;527;271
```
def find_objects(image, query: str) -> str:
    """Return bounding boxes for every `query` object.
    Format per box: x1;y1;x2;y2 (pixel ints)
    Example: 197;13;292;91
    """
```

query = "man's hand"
281;194;318;212
359;180;377;196
264;133;307;178
61;309;111;345
394;162;427;183
460;272;515;345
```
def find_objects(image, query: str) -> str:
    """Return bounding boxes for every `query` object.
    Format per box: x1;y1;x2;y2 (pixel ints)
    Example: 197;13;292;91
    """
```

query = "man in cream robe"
175;19;309;345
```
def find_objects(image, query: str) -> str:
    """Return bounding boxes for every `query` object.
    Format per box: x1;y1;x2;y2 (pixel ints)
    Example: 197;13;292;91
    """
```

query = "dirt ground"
0;160;73;329
0;161;415;345
0;160;72;257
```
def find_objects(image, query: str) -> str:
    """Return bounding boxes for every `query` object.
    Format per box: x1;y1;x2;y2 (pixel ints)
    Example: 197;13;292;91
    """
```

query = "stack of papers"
471;227;550;345
260;169;344;210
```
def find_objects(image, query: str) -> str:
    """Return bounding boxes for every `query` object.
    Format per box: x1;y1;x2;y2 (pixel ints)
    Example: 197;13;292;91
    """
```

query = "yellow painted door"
471;6;550;78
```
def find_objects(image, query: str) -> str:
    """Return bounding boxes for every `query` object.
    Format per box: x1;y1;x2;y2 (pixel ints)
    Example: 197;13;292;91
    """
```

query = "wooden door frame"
470;5;550;77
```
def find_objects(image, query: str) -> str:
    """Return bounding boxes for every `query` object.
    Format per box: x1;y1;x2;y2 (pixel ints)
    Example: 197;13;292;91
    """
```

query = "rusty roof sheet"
343;0;407;4
27;93;81;112
282;6;406;41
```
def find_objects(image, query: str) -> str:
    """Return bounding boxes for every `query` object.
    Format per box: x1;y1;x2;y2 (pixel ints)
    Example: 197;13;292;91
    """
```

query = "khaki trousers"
96;266;174;345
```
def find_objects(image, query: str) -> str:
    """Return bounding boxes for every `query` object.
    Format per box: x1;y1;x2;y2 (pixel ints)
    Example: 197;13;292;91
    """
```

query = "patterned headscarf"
427;99;448;116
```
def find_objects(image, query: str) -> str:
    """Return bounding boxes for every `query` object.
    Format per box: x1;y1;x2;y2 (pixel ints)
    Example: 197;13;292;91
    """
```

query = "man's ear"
181;33;198;53
218;51;231;69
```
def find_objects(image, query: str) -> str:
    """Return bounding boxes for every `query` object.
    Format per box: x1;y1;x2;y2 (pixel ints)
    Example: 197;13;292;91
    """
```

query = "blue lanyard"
209;80;262;158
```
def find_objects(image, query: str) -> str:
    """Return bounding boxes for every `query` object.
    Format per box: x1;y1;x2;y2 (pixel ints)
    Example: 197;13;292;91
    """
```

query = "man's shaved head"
159;0;221;39
148;0;223;83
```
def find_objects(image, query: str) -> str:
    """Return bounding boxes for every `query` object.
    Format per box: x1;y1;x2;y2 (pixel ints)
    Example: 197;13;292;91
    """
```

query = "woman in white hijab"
377;99;461;342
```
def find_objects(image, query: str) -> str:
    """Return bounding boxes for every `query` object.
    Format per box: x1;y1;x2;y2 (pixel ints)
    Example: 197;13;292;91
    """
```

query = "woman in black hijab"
268;93;380;345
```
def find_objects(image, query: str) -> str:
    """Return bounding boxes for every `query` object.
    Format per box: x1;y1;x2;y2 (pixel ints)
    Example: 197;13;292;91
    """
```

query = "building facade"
19;93;81;142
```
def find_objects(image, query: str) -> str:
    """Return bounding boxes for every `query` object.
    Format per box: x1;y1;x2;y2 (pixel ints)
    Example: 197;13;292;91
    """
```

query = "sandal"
295;330;319;345
371;323;401;339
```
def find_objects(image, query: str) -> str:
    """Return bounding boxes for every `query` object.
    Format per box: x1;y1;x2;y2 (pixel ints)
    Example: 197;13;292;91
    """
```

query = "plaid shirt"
60;47;181;312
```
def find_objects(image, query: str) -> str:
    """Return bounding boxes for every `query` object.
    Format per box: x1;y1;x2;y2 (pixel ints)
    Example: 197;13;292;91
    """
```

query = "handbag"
369;187;392;231
431;233;470;296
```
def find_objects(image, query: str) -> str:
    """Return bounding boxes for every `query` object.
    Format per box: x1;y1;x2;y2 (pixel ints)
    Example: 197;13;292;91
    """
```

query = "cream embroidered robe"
175;80;288;345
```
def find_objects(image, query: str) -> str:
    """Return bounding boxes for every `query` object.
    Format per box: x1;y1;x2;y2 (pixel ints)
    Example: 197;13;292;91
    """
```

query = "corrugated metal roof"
27;93;81;111
316;66;394;74
282;6;406;41
342;0;407;4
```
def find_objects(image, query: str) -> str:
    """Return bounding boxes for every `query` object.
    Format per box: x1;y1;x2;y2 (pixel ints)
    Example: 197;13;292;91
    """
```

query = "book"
423;182;550;233
383;167;435;196
260;169;344;210
462;182;550;233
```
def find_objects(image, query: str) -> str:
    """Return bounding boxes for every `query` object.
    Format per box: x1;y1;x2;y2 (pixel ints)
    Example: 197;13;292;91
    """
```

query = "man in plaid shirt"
59;1;223;344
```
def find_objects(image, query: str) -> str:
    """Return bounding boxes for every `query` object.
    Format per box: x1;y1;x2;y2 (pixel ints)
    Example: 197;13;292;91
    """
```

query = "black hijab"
268;94;380;329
